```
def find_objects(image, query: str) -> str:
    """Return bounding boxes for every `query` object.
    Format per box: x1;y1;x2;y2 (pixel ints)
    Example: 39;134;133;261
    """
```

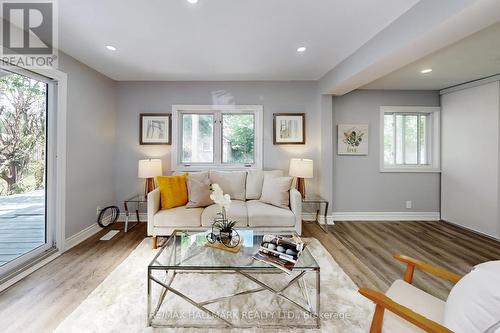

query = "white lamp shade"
138;159;162;178
289;158;313;178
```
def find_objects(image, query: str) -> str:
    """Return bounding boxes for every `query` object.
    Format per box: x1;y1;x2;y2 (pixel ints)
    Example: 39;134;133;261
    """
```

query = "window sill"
380;167;441;173
174;164;262;172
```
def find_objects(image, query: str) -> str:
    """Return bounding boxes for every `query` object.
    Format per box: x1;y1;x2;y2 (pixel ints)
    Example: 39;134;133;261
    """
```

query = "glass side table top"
149;230;319;271
302;194;328;203
125;194;147;203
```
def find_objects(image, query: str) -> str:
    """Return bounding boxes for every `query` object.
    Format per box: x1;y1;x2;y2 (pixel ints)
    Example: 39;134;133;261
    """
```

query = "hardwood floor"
0;222;147;333
303;220;500;300
1;220;499;332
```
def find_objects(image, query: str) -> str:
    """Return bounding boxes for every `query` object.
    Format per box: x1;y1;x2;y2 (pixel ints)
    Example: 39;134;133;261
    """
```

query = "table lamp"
289;158;313;198
138;159;162;197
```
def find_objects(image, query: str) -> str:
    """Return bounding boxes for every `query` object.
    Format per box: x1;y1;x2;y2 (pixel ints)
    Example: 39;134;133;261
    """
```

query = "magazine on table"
252;234;305;273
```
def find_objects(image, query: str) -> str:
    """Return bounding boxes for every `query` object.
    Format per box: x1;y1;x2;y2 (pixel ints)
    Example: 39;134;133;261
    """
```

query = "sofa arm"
290;188;302;234
147;188;160;236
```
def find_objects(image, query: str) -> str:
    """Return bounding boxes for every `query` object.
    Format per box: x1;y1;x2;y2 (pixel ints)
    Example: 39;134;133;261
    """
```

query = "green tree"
0;74;46;195
223;114;254;163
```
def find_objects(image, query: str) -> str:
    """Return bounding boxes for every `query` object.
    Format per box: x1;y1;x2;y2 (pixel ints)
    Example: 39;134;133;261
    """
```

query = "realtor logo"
1;0;58;68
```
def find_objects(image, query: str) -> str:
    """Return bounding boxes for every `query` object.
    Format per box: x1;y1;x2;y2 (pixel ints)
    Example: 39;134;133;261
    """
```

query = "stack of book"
252;235;305;273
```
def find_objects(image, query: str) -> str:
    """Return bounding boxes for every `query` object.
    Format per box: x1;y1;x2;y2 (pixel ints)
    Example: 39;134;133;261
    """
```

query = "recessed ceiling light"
297;46;307;53
187;0;198;3
106;45;116;51
420;68;432;74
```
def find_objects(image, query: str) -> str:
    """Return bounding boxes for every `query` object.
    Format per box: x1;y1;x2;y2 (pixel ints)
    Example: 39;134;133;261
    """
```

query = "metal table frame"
147;232;321;329
302;195;330;233
123;194;146;232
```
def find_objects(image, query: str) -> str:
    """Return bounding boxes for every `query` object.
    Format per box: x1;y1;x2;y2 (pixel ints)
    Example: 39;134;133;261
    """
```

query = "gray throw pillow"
259;174;292;209
186;176;213;208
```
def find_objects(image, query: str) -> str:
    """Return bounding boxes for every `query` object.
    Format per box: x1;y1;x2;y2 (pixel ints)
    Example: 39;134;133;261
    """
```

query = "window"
0;64;67;280
172;105;263;170
380;106;440;172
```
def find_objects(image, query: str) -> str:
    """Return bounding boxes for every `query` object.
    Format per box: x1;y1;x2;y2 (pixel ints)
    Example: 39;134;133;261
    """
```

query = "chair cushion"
156;173;188;209
153;205;202;227
382;279;446;333
246;170;284;200
444;261;500;333
247;200;295;227
209;170;247;201
201;200;248;227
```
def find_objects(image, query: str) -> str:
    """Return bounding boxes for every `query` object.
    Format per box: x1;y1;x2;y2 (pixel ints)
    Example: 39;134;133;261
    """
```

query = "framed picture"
273;113;305;144
338;124;369;155
140;113;171;145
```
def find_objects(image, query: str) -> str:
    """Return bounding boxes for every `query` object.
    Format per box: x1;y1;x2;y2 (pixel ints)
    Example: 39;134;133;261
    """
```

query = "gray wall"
441;81;500;238
332;90;440;213
113;81;321;204
59;53;117;238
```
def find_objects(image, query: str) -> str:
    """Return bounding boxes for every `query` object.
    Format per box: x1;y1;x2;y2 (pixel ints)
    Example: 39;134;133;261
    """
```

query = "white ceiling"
58;0;418;81
362;21;500;90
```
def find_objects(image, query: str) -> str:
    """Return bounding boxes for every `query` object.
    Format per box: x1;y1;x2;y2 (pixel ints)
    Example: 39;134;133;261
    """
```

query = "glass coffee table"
147;230;320;329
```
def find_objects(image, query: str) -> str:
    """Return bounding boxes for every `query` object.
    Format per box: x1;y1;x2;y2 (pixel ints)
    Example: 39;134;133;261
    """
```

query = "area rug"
55;238;373;332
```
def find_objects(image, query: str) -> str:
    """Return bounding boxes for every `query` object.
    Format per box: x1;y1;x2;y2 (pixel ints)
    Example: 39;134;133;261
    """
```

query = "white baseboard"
117;212;147;223
65;223;102;251
302;213;335;225
332;212;441;221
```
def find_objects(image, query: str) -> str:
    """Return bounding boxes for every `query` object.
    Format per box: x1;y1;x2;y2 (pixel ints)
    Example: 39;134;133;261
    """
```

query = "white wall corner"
64;223;102;251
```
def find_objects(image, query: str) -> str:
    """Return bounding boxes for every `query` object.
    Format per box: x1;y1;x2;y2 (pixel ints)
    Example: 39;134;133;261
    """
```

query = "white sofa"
147;170;302;240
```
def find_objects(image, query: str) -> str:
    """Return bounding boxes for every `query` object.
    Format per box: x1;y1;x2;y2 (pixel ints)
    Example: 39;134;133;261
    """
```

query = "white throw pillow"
246;170;284;200
209;170;247;201
186;176;213;208
444;260;500;333
259;174;292;209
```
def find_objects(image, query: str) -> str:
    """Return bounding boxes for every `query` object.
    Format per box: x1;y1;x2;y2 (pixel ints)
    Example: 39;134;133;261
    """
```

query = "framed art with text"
337;124;368;155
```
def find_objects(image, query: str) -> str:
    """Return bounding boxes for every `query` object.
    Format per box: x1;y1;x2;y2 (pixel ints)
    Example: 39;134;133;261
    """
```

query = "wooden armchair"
359;254;463;333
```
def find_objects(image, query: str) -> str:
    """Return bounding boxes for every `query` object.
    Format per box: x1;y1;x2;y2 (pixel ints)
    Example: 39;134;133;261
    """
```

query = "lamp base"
296;177;306;198
144;178;155;198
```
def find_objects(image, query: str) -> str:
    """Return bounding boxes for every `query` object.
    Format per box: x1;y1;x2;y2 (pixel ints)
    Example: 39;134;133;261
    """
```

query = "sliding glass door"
0;69;52;272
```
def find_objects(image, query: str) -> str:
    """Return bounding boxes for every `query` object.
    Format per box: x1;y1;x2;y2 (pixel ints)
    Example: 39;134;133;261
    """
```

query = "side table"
124;194;147;232
302;194;330;233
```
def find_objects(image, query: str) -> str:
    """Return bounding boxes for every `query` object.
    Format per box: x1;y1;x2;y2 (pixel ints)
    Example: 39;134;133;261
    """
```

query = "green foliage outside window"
0;74;46;195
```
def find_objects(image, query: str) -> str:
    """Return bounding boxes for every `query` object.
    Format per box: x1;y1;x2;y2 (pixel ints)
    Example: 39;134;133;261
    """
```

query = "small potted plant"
207;184;240;247
213;219;238;244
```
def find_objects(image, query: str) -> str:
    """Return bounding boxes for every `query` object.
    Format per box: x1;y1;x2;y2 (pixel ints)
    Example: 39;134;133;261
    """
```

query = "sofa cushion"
260;175;292;208
382;279;446;333
201;200;248;227
186;176;213;208
247;200;295;227
246;170;284;200
156;174;188;209
153;205;202;227
209;170;246;201
173;171;209;182
444;261;500;333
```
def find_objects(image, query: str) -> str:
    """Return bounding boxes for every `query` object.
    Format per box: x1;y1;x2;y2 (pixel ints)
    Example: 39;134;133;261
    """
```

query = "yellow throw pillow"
156;173;188;209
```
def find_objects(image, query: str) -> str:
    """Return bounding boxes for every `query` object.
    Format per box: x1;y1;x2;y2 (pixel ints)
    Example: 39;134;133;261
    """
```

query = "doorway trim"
0;64;67;291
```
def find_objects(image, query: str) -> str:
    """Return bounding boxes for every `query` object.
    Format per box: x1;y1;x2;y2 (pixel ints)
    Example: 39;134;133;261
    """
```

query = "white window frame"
172;105;263;171
380;106;440;173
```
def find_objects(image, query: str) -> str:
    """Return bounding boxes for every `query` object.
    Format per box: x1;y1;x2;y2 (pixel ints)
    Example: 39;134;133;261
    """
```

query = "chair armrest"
289;188;302;221
394;254;462;284
359;288;453;333
147;188;160;236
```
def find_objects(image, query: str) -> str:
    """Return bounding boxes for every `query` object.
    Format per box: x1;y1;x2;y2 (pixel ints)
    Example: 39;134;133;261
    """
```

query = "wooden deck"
0;191;45;266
